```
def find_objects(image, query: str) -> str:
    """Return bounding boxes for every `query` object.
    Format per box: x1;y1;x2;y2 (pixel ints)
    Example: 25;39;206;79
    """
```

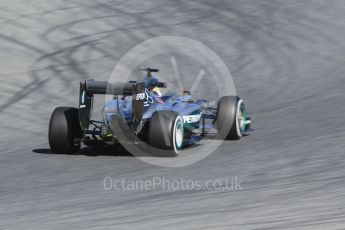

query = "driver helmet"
151;86;162;97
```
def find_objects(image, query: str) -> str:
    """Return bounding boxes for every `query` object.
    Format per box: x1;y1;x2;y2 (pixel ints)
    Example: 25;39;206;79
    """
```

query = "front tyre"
216;96;247;140
149;111;184;156
48;107;82;154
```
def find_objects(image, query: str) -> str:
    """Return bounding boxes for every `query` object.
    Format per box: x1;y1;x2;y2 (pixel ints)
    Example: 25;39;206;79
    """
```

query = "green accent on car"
175;119;184;149
239;103;246;133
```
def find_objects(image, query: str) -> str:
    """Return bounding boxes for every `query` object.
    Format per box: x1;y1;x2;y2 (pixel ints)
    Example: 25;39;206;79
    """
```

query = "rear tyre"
49;107;82;154
216;96;246;140
149;111;184;156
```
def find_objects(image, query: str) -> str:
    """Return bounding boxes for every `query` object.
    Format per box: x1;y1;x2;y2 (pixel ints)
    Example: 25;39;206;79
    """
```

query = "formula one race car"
48;67;251;156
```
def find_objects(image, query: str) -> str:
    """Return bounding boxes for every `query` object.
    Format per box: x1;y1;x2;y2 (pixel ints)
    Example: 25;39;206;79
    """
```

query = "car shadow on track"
32;139;208;158
32;145;134;157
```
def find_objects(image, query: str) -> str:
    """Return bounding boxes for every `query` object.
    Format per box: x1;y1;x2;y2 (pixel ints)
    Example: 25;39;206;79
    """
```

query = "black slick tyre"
148;111;184;156
48;107;82;154
216;96;245;140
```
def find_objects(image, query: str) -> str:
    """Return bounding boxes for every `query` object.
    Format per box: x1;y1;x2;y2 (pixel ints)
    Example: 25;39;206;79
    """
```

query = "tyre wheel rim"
236;99;246;137
173;116;184;153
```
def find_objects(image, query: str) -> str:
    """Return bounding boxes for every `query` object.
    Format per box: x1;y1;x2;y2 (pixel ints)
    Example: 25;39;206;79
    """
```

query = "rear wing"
78;80;166;130
81;80;166;96
79;80;135;129
82;80;134;96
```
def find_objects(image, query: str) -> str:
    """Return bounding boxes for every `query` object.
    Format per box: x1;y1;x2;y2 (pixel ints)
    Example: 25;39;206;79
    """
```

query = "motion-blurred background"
1;0;345;229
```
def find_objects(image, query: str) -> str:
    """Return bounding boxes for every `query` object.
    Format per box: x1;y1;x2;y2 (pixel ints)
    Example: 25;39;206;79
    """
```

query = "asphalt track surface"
1;0;345;229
